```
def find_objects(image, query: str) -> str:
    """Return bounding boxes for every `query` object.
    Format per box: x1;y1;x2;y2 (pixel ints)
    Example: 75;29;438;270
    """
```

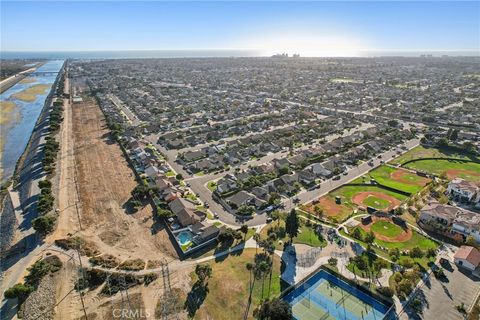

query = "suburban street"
147;122;420;226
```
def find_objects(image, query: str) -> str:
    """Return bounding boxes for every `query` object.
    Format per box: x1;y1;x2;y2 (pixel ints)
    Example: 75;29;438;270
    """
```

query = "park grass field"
390;145;480;165
404;159;480;182
355;165;431;194
259;220;327;248
354;220;438;251
11;84;50;102
370;220;404;238
191;248;282;320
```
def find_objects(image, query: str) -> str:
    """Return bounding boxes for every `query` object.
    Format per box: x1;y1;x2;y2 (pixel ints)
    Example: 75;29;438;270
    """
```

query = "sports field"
355;217;438;250
285;270;390;320
390;145;480;165
356;165;431;194
305;185;407;223
404;159;480;182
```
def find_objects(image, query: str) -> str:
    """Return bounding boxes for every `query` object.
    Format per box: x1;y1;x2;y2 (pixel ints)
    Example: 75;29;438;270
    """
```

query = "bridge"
29;71;59;76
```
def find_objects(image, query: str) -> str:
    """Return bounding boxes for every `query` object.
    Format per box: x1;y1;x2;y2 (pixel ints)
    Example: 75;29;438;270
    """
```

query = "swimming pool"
177;230;194;246
283;269;392;320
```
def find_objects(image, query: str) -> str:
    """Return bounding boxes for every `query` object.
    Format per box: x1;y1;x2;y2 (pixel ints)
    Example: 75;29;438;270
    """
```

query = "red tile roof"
455;246;480;267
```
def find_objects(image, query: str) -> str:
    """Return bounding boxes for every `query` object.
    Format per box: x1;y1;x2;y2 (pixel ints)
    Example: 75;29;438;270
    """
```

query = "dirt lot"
72;93;176;258
49;82;181;319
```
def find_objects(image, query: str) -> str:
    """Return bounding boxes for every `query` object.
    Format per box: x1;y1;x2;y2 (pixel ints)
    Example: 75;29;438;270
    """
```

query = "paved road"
146;123;376;226
282;137;421;211
150;120;298;155
149;129;419;227
108;94;142;126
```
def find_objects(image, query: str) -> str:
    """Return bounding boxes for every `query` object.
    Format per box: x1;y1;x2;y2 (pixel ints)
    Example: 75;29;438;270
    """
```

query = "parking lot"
404;263;480;320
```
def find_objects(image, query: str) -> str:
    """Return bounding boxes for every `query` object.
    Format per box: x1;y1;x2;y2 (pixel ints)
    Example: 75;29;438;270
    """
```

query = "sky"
1;1;479;56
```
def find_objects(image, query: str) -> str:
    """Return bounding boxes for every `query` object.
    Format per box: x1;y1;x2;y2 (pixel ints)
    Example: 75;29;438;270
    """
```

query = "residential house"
454;246;480;271
216;177;238;194
447;178;479;203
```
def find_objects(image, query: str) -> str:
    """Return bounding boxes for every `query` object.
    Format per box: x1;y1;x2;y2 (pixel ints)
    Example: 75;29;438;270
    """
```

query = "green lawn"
294;225;327;247
363;195;392;210
166;170;175;177
332;185;407;204
404;159;480;182
390;145;480;165
370;220;404;238
207;181;217;192
190;249;282;320
355;165;430;194
260;220;326;248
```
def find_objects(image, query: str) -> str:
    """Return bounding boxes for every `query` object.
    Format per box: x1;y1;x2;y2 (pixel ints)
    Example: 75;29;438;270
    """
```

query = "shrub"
328;257;338;267
144;273;158;285
4;283;34;300
32;215;56;235
399;258;414;268
377;286;394;298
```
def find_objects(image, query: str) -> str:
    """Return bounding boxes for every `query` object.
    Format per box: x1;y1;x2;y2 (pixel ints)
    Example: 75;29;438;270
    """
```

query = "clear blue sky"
1;1;479;55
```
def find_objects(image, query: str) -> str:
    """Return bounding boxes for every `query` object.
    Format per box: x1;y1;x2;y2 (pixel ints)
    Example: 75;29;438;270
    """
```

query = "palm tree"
253;233;261;253
258;260;271;300
244;262;258;320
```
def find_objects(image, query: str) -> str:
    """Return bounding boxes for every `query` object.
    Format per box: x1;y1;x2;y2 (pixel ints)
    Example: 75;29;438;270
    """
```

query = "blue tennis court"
283;269;392;320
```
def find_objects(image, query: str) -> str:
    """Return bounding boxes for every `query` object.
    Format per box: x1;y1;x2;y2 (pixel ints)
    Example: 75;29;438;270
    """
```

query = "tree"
268;192;280;205
352;228;363;241
410;247;424;258
285;209;299;243
156;207;174;218
314;206;324;219
466;236;478;248
218;228;241;245
377;286;394;298
4;283;34;301
237;205;255;216
175;173;183;180
240;224;249;241
426;248;437;258
436;138;449;148
254;298;292;320
364;231;375;244
328;257;338;267
389;248;401;261
278;167;289;176
387;119;399;127
32;215;56;236
195;264;212;287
